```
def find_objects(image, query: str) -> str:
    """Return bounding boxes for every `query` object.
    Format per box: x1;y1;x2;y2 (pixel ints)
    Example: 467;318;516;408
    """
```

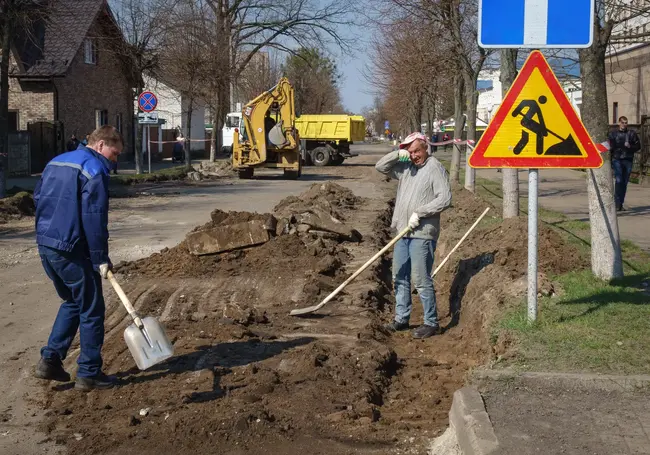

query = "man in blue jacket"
33;125;123;391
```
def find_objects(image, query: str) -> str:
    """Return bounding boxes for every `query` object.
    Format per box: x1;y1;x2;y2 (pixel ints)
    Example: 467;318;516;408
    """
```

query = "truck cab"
222;112;242;156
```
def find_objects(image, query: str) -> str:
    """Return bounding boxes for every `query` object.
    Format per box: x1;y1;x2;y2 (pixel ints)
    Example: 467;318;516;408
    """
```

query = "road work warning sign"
469;50;603;169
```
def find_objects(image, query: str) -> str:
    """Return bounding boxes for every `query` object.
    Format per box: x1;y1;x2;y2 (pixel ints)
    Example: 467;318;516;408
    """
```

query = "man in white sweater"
375;132;452;339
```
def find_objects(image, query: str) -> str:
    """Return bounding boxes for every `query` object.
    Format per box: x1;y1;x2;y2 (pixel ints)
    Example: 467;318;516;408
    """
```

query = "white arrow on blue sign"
478;0;594;49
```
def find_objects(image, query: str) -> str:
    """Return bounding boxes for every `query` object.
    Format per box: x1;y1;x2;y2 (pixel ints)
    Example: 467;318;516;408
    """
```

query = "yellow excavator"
232;77;302;179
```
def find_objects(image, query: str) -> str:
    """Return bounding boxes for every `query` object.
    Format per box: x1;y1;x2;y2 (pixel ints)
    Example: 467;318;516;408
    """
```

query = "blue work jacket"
34;145;111;268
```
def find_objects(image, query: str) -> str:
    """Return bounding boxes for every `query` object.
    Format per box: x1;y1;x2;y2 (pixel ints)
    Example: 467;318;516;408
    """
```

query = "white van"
222;112;241;155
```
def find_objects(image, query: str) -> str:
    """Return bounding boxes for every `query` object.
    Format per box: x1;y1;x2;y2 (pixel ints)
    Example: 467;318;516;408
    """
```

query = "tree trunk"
580;42;623;280
463;73;478;192
501;49;520;218
450;73;465;183
0;12;12;199
185;98;193;171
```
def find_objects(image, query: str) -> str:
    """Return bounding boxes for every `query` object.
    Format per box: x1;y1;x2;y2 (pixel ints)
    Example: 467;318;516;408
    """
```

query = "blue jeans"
613;158;633;207
39;246;105;378
392;238;438;327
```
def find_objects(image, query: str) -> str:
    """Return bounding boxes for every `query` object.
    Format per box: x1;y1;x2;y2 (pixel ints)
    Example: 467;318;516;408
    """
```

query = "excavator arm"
234;77;298;168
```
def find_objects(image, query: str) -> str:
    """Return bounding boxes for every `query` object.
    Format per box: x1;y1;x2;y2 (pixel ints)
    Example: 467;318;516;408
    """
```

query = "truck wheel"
311;147;331;166
238;168;253;179
222;146;232;157
331;155;345;166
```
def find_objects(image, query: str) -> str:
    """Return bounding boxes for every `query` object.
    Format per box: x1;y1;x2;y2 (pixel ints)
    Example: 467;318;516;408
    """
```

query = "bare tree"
578;0;649;280
500;48;519;218
200;0;357;162
161;0;211;170
112;0;170;174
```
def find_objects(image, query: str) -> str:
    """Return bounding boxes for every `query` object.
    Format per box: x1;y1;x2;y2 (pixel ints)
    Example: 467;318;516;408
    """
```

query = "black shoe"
34;357;71;382
412;324;440;339
384;320;409;332
75;373;117;391
617;204;624;212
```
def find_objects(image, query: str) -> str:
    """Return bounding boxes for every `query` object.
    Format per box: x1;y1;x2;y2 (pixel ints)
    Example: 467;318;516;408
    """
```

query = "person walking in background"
609;116;641;211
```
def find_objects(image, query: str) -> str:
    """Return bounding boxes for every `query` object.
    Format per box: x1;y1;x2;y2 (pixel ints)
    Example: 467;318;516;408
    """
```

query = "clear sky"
338;50;374;114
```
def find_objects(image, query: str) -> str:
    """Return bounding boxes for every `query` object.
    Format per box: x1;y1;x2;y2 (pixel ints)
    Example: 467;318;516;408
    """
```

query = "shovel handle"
431;207;490;278
291;226;412;315
106;271;142;326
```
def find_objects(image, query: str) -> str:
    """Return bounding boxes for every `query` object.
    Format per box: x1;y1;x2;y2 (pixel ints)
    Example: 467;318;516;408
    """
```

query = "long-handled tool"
431;207;491;278
107;271;174;370
290;226;412;316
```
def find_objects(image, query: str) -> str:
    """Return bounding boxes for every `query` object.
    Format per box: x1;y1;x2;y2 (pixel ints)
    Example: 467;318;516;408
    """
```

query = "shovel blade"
123;316;174;370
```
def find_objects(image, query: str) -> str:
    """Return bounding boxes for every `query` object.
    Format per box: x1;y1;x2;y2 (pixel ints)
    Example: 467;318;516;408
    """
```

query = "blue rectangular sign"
479;0;594;48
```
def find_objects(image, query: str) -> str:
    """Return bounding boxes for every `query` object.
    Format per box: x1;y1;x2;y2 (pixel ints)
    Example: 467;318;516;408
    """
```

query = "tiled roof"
16;0;105;77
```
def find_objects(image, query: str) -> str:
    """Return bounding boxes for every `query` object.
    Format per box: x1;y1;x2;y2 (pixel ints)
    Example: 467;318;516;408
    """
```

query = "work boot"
412;324;440;339
33;357;71;382
75;373;117;392
384;320;409;332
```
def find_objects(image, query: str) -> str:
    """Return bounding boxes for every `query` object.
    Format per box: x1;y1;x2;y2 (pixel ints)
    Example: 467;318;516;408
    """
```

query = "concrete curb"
448;387;499;455
472;368;650;392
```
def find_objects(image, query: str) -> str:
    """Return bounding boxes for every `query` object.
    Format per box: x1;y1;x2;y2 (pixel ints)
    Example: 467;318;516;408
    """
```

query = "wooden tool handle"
107;271;143;327
314;226;412;311
431;207;490;277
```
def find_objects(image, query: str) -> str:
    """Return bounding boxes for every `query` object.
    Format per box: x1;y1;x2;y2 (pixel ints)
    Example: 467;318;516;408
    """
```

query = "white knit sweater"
375;151;452;241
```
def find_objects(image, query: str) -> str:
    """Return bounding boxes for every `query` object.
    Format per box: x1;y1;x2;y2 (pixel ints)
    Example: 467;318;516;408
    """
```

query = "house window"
612;102;619;124
84;39;97;65
116;113;123;133
95;109;108;128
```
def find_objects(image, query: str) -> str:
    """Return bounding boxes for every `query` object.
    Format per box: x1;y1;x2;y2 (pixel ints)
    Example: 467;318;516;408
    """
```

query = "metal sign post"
147;125;151;174
527;169;538;322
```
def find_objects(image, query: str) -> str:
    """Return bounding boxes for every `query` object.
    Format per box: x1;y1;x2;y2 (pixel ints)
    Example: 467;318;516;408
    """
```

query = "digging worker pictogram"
511;96;583;157
375;132;452;339
32;125;123;391
512;96;549;155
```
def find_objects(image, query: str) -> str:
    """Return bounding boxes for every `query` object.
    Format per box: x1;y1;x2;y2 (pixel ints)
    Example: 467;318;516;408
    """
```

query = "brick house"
8;0;134;172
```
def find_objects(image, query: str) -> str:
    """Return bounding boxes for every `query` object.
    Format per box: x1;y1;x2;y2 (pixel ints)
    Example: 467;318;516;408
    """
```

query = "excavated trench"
35;181;588;455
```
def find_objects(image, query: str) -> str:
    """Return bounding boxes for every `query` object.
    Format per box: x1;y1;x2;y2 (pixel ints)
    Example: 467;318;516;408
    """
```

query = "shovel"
106;271;174;370
290;226;412;316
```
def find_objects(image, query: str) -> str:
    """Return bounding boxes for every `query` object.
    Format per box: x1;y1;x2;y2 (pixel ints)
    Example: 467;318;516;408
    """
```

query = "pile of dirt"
40;180;406;455
273;181;361;221
117;183;362;278
430;188;589;362
36;176;593;455
197;160;235;178
0;192;35;223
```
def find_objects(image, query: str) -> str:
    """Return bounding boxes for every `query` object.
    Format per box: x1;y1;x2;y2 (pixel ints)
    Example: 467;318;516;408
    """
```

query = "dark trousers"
38;246;105;378
612;158;633;207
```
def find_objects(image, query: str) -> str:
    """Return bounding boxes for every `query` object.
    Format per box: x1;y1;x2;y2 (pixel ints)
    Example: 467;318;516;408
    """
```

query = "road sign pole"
528;168;538;323
147;124;151;174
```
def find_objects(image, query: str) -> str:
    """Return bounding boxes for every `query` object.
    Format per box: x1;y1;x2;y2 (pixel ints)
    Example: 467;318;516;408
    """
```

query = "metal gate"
28;121;64;174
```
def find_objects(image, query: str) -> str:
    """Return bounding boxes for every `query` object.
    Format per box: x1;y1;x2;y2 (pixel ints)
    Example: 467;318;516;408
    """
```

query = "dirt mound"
197;160;235;177
0;192;35;223
117;184;363;278
274;182;360;221
36;173;592;455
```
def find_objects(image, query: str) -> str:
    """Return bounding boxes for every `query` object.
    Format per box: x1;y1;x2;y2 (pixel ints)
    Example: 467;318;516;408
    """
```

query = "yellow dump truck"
295;115;366;166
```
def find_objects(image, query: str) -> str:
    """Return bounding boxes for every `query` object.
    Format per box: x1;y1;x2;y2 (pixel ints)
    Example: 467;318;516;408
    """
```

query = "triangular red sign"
469;50;603;169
